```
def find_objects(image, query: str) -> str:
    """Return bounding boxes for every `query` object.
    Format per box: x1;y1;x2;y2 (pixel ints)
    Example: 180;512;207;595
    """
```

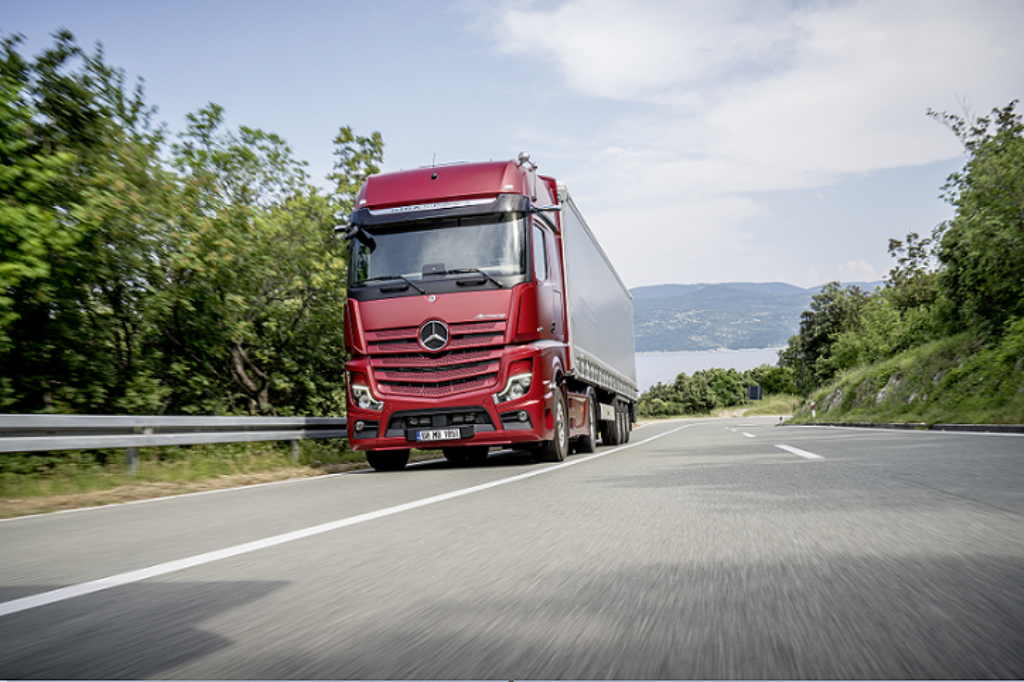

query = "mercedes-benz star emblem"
419;320;450;352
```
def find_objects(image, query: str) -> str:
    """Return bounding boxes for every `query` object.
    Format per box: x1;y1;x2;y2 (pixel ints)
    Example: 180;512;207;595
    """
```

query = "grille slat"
376;360;500;384
376;349;497;367
381;376;495;398
366;320;507;397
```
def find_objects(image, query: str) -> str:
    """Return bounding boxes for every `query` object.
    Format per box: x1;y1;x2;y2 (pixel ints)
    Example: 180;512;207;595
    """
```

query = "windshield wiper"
446;268;505;289
360;275;427;295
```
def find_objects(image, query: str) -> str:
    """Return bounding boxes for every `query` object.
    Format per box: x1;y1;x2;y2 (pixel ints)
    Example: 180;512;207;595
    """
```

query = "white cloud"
807;261;881;287
467;0;1024;287
496;0;798;103
487;0;1022;190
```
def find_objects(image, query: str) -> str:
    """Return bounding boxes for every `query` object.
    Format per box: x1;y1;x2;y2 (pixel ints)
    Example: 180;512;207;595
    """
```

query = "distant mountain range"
631;281;883;352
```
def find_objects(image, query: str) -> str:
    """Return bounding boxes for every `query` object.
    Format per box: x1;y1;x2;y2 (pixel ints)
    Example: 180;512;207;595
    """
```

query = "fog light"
518;410;529;422
355;421;365;432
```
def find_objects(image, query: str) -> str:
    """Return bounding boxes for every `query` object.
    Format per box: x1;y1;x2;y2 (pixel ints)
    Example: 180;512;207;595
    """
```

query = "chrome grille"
366;320;507;354
366;321;507;397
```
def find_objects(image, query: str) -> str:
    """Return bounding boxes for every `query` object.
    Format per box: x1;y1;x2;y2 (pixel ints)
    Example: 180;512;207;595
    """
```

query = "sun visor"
350;194;531;228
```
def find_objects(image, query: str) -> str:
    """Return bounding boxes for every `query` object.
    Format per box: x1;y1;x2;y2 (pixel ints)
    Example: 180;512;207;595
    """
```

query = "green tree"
779;282;869;394
885;231;938;312
697;367;746;408
1;31;175;413
745;364;797;396
929;100;1024;337
160;104;349;415
329;125;384;216
0;37;75;348
1;31;383;418
675;372;717;414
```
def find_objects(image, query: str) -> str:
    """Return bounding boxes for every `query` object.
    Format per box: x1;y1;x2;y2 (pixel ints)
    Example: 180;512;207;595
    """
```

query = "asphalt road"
1;416;1022;679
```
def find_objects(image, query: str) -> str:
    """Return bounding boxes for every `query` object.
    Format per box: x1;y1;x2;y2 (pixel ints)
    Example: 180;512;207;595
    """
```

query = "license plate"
416;428;462;442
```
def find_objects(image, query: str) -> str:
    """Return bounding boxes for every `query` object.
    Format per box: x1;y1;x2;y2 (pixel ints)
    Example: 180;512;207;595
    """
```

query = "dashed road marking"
775;444;823;459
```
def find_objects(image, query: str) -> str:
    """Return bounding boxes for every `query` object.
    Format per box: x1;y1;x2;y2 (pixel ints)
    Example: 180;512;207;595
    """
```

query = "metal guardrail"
0;414;348;459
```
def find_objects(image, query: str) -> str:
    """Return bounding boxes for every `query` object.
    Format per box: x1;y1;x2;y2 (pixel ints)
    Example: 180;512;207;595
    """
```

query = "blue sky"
5;0;1023;289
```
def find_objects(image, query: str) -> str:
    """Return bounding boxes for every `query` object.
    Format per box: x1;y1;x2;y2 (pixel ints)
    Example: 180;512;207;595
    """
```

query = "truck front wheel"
366;449;410;471
536;390;569;462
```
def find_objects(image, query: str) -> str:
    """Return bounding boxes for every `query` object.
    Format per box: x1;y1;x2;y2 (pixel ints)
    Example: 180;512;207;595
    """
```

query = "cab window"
532;224;548;282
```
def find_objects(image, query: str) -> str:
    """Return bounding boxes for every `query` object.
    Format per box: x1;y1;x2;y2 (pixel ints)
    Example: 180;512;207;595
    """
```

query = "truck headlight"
494;364;533;405
350;372;384;411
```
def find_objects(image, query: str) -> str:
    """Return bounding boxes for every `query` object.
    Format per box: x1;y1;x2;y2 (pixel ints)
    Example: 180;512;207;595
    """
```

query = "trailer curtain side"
558;186;638;401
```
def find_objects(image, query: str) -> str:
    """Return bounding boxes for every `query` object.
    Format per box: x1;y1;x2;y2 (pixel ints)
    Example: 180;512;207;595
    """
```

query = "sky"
5;0;1023;290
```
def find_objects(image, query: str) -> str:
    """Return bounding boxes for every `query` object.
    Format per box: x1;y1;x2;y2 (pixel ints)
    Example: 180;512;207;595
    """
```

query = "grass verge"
0;440;444;519
637;394;802;422
789;329;1024;426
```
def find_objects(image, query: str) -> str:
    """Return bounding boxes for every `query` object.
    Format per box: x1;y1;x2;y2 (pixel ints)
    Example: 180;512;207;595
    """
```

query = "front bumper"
347;396;547;451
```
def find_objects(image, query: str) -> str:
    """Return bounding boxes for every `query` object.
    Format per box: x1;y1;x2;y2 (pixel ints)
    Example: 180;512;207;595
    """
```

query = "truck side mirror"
336;224;376;251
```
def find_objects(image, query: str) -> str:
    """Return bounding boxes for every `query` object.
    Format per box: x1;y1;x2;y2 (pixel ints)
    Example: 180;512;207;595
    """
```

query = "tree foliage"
1;31;176;411
637;364;795;417
778;282;868;394
929;100;1024;337
777;99;1024;399
0;31;382;416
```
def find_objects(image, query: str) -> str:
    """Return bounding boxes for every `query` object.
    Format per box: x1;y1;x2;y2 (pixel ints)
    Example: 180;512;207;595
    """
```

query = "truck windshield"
351;213;528;287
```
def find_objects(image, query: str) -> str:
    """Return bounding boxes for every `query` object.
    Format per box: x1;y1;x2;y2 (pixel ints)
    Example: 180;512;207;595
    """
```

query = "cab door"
532;220;565;341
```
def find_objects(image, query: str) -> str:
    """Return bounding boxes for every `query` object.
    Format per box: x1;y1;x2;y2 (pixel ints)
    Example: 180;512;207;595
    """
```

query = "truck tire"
366;449;410;471
576;388;598;453
536;390;569;462
443;446;490;466
620;402;631;444
601;399;622;446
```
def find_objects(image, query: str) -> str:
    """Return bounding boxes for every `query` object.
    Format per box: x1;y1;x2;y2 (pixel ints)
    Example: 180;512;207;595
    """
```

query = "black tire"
576;389;598;453
601;399;622;446
619;402;630;444
366;449;409;471
443;446;489;466
623;403;632;443
536;389;569;462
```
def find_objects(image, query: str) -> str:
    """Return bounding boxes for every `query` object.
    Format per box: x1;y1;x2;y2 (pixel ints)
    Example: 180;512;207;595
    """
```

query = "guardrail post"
126;447;139;476
125;427;154;475
290;439;300;463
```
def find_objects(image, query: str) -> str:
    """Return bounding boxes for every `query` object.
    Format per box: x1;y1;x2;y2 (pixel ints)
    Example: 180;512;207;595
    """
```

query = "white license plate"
416;428;462;442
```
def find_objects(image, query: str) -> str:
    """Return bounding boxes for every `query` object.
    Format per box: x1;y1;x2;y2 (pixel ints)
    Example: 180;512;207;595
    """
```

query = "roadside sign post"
748;385;762;413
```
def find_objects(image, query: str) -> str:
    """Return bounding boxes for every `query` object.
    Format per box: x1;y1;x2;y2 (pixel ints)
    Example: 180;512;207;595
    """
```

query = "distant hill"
631;281;883;352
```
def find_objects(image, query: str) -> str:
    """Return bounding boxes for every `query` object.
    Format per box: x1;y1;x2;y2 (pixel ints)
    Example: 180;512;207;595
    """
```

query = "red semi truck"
340;153;637;471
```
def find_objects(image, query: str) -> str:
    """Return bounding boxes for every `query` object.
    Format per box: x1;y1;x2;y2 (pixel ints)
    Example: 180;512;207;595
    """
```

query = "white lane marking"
775;444;824;459
742;432;756;438
0;423;694;619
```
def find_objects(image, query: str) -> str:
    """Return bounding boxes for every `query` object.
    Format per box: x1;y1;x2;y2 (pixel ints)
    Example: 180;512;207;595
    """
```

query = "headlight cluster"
350;372;384;411
494;370;533;404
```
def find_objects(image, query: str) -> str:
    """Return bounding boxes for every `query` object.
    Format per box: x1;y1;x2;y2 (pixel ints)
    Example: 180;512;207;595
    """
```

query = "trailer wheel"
620;402;631;444
601;399;622;446
576;389;598;453
366;449;410;471
536;390;569;462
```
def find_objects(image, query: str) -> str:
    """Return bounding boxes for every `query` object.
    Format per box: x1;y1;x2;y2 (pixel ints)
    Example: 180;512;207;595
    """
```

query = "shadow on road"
0;581;288;679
